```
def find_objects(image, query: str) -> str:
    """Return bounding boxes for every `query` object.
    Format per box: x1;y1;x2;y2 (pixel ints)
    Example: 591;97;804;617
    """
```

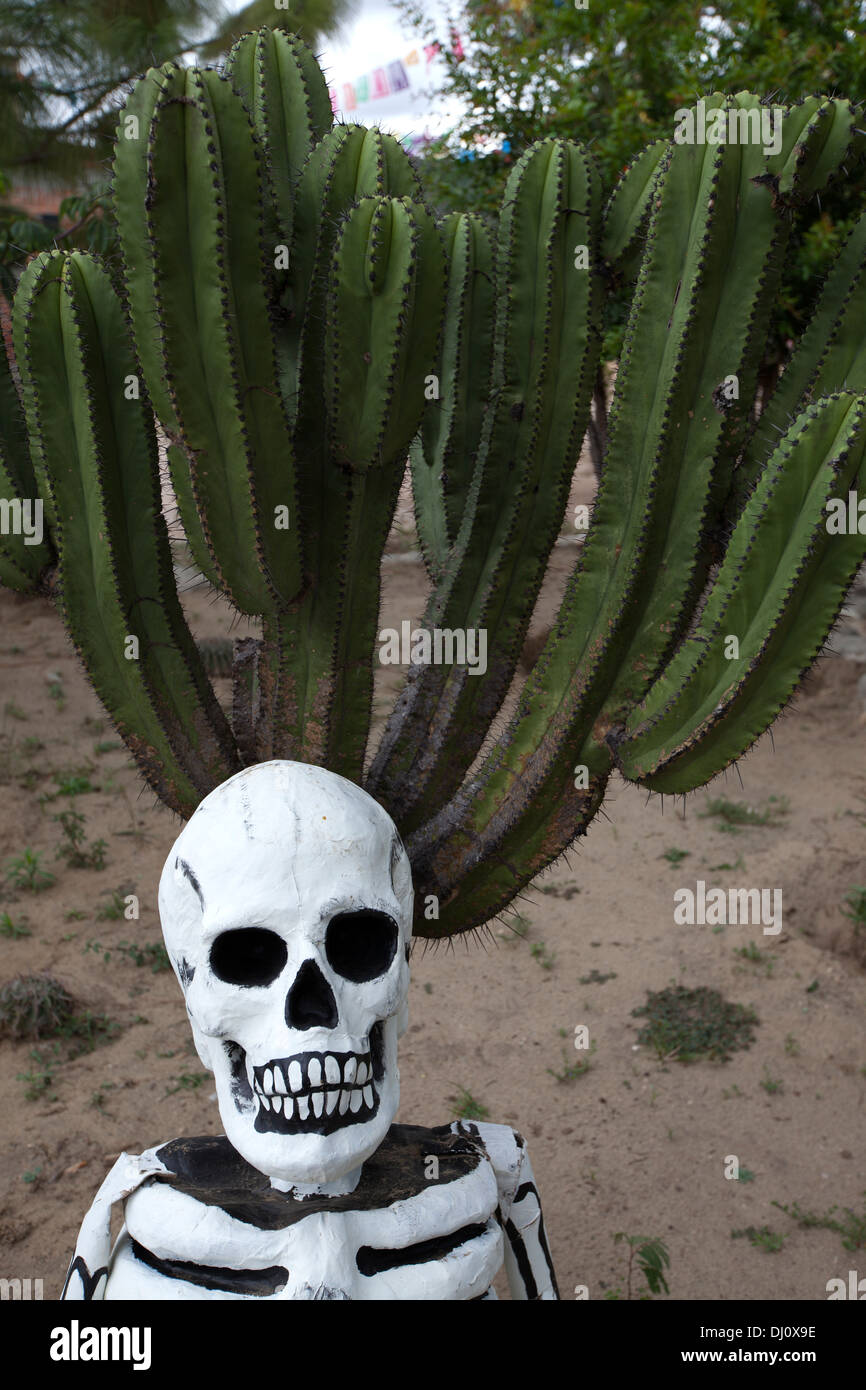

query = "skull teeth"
255;1084;376;1127
252;1050;374;1099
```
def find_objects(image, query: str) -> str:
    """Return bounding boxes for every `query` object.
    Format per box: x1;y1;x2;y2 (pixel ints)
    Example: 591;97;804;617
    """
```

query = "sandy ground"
1;451;865;1302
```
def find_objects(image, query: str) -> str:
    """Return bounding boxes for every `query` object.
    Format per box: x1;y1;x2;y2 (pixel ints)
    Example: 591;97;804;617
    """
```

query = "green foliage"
397;1;866;363
451;1087;490;1121
0;910;31;938
54;809;107;870
4;848;55;892
165;1071;209;1096
547;1039;596;1083
578;969;617;985
84;938;170;973
698;796;789;833
731;1225;786;1253
772;1193;866;1252
841;885;866;932
606;1233;671;1299
632;985;759;1062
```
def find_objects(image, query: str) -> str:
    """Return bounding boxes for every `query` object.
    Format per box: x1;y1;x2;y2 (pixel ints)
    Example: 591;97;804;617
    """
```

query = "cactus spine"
3;34;866;939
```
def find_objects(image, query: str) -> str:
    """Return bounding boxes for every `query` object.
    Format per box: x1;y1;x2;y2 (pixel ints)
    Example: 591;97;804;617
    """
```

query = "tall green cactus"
2;38;866;942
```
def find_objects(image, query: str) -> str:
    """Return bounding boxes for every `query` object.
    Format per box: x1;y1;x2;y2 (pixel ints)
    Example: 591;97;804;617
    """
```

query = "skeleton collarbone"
107;1123;508;1300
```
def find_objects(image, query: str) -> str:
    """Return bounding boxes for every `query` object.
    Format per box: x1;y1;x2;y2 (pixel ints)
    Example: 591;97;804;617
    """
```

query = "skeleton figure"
63;762;558;1300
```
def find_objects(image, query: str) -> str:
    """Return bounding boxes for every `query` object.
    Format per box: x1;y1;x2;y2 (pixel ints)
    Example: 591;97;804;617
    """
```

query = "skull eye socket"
325;910;398;983
210;927;287;988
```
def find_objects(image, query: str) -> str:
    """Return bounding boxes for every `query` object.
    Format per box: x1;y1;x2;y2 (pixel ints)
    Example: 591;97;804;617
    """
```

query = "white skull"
157;761;414;1189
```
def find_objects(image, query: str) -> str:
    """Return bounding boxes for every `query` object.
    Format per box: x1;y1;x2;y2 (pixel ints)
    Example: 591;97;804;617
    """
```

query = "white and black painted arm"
453;1122;559;1300
61;1149;172;1300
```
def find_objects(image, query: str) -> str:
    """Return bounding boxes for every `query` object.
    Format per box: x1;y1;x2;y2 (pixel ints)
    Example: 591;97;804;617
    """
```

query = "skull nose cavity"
286;959;338;1031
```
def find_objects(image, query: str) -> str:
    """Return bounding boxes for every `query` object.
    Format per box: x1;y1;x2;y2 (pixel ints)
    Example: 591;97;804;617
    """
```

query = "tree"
1;0;354;177
0;1;354;308
398;1;866;367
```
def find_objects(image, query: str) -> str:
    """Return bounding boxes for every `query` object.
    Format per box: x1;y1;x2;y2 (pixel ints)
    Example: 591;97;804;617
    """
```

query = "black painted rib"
357;1221;488;1276
512;1181;559;1299
61;1256;108;1301
130;1238;288;1296
504;1218;538;1300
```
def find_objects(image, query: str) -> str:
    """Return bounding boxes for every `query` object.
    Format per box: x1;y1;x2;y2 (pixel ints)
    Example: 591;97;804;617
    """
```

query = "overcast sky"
246;0;462;137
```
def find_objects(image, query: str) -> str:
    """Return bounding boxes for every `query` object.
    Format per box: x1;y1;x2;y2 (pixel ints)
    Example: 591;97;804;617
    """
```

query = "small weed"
90;1082;117;1111
48;679;65;710
604;1234;670;1300
731;1225;785;1253
95;886;134;922
632;985;759;1063
54;809;107;870
805;978;820;994
737;1166;756;1183
22;1167;42;1184
21;737;44;753
451;1087;490;1121
722;1084;744;1100
64;910;87;922
94;740;123;755
661;847;690;867
0;910;31;939
772;1194;866;1252
736;940;763;963
578;968;617;985
165;1071;209;1096
537;880;581;900
547;1040;597;1082
4;701;28;721
0;974;77;1039
502;913;532;942
84;939;170;973
5;848;56;893
784;1034;801;1057
708;854;745;872
734;940;774;975
17;1045;58;1101
841;887;866;961
699;795;789;835
53;773;94;798
529;941;555;970
760;1068;784;1095
841;885;866;929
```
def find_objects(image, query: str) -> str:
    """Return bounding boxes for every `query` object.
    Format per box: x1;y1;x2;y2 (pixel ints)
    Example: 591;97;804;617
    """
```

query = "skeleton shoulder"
450;1121;532;1219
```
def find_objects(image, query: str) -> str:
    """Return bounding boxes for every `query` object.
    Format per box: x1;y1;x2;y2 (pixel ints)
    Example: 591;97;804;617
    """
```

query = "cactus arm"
266;196;445;778
367;140;604;827
614;393;866;792
110;62;184;435
411;211;496;579
15;251;240;814
225;26;333;249
286;126;422;436
734;209;866;512
602;137;669;276
409;433;450;582
11;251;67;534
0;329;54;589
763;95;866;202
140;69;302;614
112;67;220;589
